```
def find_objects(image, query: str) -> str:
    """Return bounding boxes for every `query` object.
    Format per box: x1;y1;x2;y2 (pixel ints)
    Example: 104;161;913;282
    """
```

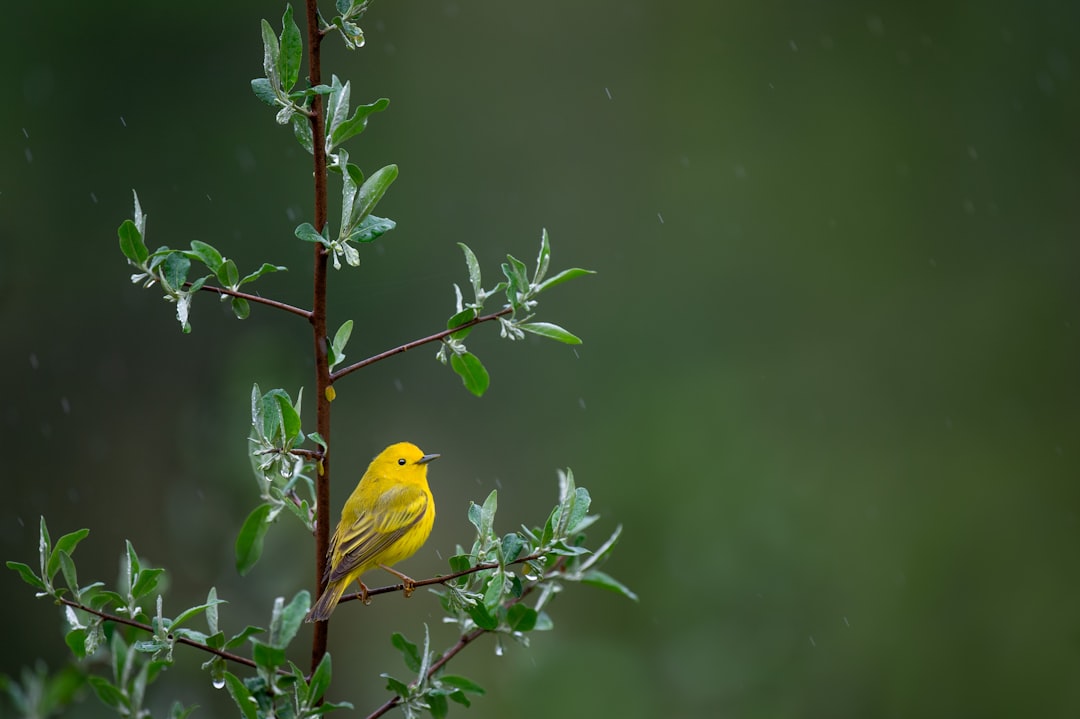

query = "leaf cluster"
7;519;351;719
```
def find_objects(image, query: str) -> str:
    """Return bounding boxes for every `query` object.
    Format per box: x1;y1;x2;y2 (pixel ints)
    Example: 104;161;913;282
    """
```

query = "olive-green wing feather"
325;484;429;586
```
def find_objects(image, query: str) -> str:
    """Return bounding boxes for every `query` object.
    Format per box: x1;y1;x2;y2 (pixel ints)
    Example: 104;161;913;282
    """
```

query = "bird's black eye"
398;458;406;466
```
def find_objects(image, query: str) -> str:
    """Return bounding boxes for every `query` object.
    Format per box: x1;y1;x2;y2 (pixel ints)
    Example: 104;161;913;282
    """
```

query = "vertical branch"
305;0;332;674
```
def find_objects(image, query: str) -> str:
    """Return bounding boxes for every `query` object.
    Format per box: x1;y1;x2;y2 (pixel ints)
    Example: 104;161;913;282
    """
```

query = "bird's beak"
417;453;440;465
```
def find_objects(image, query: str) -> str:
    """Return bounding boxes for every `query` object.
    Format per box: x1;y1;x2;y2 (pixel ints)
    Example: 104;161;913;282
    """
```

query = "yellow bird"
305;442;439;623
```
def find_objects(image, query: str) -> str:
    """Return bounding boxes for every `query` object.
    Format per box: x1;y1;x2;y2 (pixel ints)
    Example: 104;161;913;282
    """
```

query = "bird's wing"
326;483;429;585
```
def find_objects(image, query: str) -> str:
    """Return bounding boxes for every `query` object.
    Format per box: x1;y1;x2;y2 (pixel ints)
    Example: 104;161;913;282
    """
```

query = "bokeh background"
4;1;1079;717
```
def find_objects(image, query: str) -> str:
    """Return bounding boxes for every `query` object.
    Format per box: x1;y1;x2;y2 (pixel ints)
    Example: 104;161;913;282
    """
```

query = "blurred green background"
4;0;1079;717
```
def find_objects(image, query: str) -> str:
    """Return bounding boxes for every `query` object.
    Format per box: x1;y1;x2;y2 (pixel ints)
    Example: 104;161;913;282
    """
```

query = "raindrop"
494;639;504;656
578;398;586;410
962;199;975;215
394;378;404;392
90;192;98;204
928;258;937;268
206;194;212;202
495;478;503;489
29;353;39;370
604;87;612;100
680;155;689;168
212;677;226;690
572;349;580;359
967;146;979;160
60;397;70;414
843;616;850;627
808;635;816;647
24;148;33;164
789;40;798;52
733;164;747;180
21;127;29;139
435;548;443;560
120;116;127;127
657;211;664;224
285;206;298;222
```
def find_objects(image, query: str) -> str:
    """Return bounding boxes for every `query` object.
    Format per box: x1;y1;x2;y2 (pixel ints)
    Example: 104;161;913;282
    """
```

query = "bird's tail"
305;579;347;623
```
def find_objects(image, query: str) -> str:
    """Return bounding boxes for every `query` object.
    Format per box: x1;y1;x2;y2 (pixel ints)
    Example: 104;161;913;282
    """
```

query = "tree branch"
58;597;258;671
331;307;513;382
365;628;486;719
304;0;332;678
337;551;544;606
195;284;312;319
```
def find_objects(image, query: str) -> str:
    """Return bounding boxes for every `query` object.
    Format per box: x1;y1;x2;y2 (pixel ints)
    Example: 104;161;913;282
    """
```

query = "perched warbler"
305;442;439;623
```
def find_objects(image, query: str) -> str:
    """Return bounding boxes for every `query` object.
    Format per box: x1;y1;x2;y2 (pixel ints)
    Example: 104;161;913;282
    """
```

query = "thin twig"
365;628;486;719
58;597;258;671
196;284;312;319
331;307;513;382
337;551;545;606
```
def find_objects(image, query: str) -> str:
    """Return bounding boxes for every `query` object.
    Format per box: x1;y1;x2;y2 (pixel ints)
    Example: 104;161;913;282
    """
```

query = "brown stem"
58;597;259;671
304;0;332;676
194;284;312;319
331;307;513;382
337;551;545;606
364;628;486;719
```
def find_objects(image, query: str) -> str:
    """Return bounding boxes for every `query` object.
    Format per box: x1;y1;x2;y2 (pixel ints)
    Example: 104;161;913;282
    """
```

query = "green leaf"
329;319;353;371
440;675;485;695
270;591;309;649
235;504;273;576
188;240;224;273
223;672;258;719
118;220;148;264
450;352;489;397
275;392;303;441
347;214;395;243
259;19;281;89
278;5;303;91
87;676;128;710
52;528;90;567
349;164;398;227
325;75;351;143
240;263;286;285
480;490;497;537
251;78;278;106
447;308;477;340
535;267;595;294
65;628;88;658
252;640;286;670
429;692;449;719
507;604;538;632
519;322;582;345
57;551;78;600
295;222;328;245
172;598;226;630
329;97;389;149
466;603;498;631
6;561;46;592
391;632;420;672
130;567;164;600
458;242;483;301
292;112;314;154
308;652;332;704
381;674;409;699
224;625;265;650
482;572;505;611
162;252;191;291
581;569;639;601
533;228;551;284
231;296;250;320
216;258;239;288
566;487;591;532
499;533;524;563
